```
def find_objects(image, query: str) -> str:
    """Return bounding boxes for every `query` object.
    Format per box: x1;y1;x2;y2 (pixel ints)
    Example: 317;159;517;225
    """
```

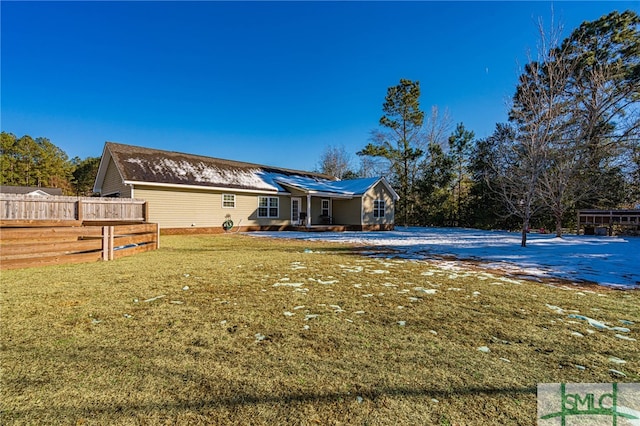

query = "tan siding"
133;186;291;229
332;198;362;225
362;181;395;225
102;159;131;197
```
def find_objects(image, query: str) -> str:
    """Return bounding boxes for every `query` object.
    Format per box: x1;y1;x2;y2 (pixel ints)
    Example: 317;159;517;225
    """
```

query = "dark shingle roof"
103;142;337;192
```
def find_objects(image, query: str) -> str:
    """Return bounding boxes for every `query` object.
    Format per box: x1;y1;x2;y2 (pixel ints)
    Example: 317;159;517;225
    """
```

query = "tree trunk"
521;219;529;247
555;214;563;237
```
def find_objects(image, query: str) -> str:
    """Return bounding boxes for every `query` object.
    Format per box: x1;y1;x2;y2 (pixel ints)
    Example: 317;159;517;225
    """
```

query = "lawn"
1;234;638;425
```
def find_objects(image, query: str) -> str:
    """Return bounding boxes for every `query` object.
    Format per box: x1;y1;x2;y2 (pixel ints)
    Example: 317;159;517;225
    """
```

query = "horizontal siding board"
134;186;292;229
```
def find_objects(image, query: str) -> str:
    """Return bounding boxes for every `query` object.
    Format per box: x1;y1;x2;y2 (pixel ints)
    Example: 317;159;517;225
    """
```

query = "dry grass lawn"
1;234;638;425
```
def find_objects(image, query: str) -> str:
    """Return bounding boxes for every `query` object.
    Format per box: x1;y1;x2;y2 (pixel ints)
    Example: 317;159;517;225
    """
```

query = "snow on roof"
125;157;280;191
100;142;391;197
274;175;383;196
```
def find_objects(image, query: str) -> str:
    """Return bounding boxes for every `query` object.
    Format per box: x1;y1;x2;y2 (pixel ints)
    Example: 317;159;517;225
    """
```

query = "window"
373;199;385;218
321;199;330;217
222;194;236;208
258;196;279;218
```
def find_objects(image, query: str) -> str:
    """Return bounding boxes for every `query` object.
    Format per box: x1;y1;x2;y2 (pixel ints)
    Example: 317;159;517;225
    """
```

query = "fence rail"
0;194;148;224
0;223;159;270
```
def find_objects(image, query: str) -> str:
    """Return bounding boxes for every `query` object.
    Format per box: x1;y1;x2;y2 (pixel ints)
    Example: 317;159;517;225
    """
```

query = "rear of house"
94;142;399;233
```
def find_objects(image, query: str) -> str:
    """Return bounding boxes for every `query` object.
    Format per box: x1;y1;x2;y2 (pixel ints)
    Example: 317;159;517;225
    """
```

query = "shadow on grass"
5;385;536;418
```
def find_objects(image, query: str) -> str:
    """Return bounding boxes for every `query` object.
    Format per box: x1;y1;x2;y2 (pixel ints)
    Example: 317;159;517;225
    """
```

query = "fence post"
155;223;160;249
102;226;109;261
77;200;83;223
109;226;115;260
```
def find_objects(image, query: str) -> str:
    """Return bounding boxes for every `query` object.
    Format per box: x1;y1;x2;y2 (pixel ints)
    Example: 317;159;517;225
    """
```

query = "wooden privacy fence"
577;209;640;235
0;223;159;270
0;194;148;225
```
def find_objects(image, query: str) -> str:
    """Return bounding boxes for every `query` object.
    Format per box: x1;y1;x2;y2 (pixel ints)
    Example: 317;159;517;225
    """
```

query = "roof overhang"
123;180;286;195
276;181;355;199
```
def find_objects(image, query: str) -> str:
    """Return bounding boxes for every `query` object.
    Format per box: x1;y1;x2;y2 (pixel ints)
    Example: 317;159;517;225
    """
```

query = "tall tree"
493;16;576;246
448;123;475;226
561;10;640;208
415;141;455;226
0;132;74;192
71;156;101;196
468;124;513;230
358;79;425;226
0;132;19;185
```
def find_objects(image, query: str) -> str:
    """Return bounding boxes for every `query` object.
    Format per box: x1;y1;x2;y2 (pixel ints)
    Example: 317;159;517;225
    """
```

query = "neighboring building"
93;142;399;232
0;185;64;196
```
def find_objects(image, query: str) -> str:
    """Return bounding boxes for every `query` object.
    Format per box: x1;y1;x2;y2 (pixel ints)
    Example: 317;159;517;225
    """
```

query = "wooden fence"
577;209;640;235
0;223;159;270
0;194;148;226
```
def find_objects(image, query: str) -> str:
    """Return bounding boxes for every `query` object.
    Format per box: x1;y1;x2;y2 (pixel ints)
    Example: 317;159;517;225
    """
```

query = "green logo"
538;383;640;425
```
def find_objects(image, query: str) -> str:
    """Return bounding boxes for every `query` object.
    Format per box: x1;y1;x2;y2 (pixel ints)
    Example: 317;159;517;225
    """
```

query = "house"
93;142;399;232
0;185;64;196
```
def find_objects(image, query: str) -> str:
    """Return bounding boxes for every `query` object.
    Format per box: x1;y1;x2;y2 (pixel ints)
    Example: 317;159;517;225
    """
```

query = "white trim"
222;193;236;208
377;177;400;201
123;180;285;195
308;191;353;199
321;198;331;217
373;199;385;218
257;195;280;218
291;197;301;225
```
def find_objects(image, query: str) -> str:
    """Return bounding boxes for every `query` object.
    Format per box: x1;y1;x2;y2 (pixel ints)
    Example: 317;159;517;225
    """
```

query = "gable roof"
0;185;63;196
94;142;398;200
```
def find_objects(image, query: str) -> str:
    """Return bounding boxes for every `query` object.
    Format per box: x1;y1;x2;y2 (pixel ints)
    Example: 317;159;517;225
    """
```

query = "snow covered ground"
251;227;639;288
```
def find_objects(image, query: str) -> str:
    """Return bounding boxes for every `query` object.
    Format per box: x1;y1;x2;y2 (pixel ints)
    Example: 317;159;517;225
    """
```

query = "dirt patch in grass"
1;234;638;425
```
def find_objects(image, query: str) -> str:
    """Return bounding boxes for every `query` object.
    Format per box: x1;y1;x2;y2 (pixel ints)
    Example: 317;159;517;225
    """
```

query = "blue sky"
2;1;637;172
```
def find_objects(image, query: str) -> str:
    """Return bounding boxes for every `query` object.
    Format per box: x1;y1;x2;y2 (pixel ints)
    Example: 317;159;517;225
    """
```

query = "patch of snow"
414;287;437;294
568;314;630;332
609;369;627;377
249;227;639;288
273;282;304;287
615;334;637;341
545;304;565;314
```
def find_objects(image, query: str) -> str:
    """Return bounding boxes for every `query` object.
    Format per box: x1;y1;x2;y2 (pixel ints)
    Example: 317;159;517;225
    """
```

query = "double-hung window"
222;194;236;208
373;199;385;218
258;196;279;218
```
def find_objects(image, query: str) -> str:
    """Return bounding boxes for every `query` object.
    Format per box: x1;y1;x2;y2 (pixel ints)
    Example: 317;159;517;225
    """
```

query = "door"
291;197;301;225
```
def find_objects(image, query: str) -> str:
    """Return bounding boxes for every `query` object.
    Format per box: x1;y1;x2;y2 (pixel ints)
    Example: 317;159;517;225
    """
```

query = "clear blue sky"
2;1;637;172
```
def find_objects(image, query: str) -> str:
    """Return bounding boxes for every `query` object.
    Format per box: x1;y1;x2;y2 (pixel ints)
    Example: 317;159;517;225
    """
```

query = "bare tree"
493;16;573;247
317;145;354;179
